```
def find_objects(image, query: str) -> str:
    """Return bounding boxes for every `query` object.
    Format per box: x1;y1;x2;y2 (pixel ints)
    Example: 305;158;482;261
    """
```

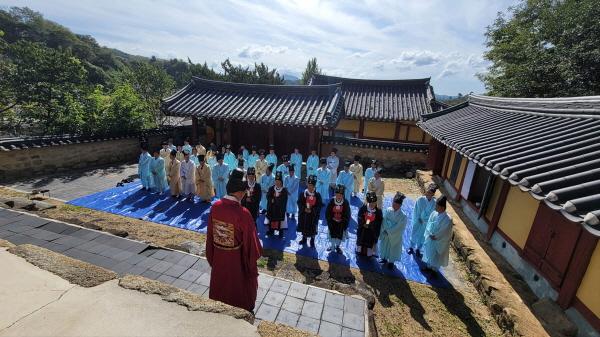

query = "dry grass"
257;321;316;337
383;177;424;198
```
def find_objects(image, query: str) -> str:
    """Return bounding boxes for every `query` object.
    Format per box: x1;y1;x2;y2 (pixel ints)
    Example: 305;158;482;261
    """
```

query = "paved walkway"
0;248;258;337
0;208;368;337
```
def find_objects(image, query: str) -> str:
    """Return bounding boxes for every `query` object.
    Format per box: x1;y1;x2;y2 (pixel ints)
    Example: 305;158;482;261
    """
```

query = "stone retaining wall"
0;135;164;182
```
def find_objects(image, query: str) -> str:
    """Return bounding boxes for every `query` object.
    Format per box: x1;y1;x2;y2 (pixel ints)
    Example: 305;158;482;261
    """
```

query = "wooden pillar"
191;117;198;145
427;139;445;175
358;119;365;138
557;231;598;309
394;122;400;140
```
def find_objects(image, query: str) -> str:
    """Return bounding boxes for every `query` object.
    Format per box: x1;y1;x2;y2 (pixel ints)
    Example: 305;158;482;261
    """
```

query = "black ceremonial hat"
307;175;317;185
366;191;377;203
226;168;247;193
334;184;345;194
275;171;283;181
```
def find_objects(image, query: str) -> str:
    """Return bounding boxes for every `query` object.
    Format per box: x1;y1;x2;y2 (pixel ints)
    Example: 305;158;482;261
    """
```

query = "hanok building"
419;94;600;334
310;74;446;166
161;77;345;156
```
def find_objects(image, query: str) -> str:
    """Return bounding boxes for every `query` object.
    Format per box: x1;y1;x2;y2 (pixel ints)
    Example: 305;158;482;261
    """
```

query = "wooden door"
523;204;581;288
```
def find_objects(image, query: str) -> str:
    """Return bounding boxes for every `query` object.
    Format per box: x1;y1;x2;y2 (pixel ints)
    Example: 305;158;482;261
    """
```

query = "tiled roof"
309;74;438;122
162;77;344;128
419;94;600;233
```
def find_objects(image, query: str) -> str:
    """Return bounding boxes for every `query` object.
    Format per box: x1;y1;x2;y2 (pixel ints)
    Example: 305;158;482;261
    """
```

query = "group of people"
138;139;453;313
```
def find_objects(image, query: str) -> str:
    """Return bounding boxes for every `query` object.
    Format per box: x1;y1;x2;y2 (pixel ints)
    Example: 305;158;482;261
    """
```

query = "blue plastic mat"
67;181;449;287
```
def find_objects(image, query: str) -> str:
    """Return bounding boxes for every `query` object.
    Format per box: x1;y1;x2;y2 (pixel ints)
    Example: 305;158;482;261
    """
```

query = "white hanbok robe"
138;152;153;189
336;170;354;202
212;163;229;198
378;207;408;262
224;152;237;172
284;174;299;214
260;173;275;210
180;159;196;196
327;155;339;185
367;177;385;209
316;167;331;203
422;211;453;269
410;196;437;249
306;155;319;178
290;153;302;178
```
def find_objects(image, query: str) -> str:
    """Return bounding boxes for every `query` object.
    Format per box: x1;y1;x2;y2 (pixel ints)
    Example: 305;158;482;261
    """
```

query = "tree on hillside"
480;0;600;97
301;58;322;85
221;59;284;85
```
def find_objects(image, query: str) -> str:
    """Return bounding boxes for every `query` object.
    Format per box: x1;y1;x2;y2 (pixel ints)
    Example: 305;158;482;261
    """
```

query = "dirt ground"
0;180;503;337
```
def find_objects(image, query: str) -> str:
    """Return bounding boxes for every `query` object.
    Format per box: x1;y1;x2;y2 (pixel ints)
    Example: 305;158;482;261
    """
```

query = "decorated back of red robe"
206;197;263;312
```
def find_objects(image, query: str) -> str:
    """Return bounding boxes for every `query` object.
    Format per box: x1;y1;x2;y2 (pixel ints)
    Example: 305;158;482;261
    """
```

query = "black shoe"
387;262;394;270
299;237;307;245
416;249;422;258
267;230;274;236
309;237;315;248
278;230;284;238
379;258;388;264
336;246;342;254
326;247;332;252
407;248;414;255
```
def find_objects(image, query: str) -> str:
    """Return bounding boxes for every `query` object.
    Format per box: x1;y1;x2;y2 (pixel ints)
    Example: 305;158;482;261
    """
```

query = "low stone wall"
0;135;164;182
320;143;427;172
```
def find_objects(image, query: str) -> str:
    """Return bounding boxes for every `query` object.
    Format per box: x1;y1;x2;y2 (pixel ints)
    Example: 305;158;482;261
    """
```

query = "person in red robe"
206;168;263;312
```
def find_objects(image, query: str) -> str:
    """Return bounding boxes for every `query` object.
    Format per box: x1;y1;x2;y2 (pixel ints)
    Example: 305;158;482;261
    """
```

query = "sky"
3;0;519;95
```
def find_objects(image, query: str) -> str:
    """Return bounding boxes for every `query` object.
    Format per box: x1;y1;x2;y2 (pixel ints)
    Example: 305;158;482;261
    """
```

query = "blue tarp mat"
67;180;449;287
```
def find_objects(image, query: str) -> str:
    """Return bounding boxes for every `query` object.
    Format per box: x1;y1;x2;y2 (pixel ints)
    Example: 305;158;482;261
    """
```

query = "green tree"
301;58;322;85
480;0;600;97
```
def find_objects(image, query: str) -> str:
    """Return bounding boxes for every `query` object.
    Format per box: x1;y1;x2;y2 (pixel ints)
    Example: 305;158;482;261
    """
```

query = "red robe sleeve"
206;211;214;267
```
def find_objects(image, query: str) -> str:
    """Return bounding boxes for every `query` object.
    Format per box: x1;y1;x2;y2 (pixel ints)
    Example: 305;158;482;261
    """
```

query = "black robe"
267;186;288;230
241;181;261;222
297;189;323;237
356;205;383;249
325;199;350;240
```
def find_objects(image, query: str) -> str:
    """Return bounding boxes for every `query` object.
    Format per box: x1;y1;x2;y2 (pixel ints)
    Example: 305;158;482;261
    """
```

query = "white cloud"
238;45;289;59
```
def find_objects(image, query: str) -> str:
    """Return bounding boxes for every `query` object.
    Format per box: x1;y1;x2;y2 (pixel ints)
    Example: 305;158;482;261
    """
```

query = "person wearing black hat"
259;163;275;212
276;154;290;178
266;144;277;167
379;192;408;269
316;158;331;203
206;168;262;312
167;149;182;198
242;167;261;222
327;148;340;188
356;191;383;257
408;183;438;257
325;184;351;253
265;171;288;237
255;149;268;182
212;152;229;198
421;196;452;276
247;146;259;169
336;160;354;203
195;154;214;203
349;155;363;197
297;175;323;247
367;167;385;209
364;159;377;194
138;144;153;191
284;165;300;218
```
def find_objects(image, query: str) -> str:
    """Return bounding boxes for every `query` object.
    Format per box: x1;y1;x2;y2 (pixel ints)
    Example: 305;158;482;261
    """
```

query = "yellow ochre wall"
445;150;456;178
497;186;540;249
408;127;425;142
336;119;360;132
455;157;468;189
576;241;600;318
363;121;396;139
485;177;505;221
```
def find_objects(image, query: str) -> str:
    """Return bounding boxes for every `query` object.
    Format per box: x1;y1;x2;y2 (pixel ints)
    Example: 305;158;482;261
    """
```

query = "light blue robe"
247;153;259;168
183;144;193;155
290;153;302;178
327;155;339;184
410;196;437;249
276;164;290;177
284;174;299;214
364;167;375;193
378;207;408;262
422;211;453;269
260;173;275;210
207;156;217;168
336;170;354;202
212;163;229;198
266;153;277;167
149;157;167;193
224;152;237;172
316;167;331;202
190;154;200;166
242;149;249;161
306;155;319;178
138;152;153;189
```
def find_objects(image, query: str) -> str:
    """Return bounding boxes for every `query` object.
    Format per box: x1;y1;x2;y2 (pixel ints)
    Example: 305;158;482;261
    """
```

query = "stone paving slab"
0;209;368;336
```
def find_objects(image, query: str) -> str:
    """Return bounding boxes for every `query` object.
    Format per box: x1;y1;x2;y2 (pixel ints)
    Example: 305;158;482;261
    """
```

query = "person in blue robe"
363;160;377;194
266;145;278;167
182;138;193;156
138;145;153;191
224;145;237;172
408;183;438;257
240;145;249;162
211;152;229;198
336;160;354;203
306;149;319;179
260;164;275;211
247;146;259;168
379;192;408;269
316;158;331;203
290;148;303;180
422;196;453;277
276;155;290;177
149;149;167;194
327;148;339;187
284;166;299;218
190;147;200;166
